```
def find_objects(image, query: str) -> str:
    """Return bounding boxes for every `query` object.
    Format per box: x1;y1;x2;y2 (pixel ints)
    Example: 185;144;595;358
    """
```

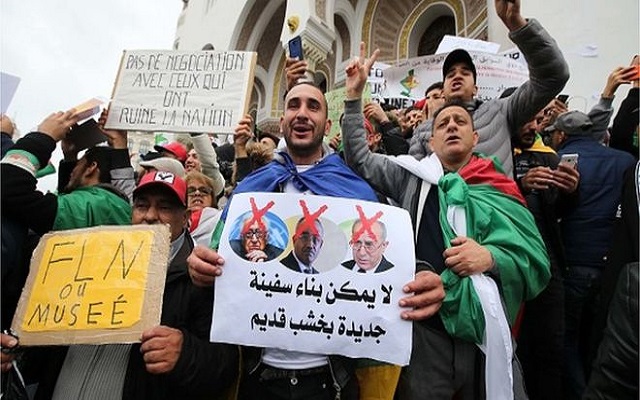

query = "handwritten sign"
11;225;171;346
105;50;257;134
382;51;529;102
325;84;371;140
211;193;414;365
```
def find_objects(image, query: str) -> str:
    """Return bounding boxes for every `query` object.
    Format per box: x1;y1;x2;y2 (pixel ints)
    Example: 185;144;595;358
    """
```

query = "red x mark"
241;197;275;234
295;200;328;237
351;205;384;243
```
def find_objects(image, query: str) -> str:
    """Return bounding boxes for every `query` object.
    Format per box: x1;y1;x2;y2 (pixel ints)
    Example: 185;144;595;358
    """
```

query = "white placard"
211;192;414;366
382;51;529;102
1;72;21;114
436;35;501;55
105;50;257;134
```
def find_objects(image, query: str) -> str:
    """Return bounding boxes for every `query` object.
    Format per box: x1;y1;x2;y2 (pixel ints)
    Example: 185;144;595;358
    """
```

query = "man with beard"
280;218;324;274
188;81;445;400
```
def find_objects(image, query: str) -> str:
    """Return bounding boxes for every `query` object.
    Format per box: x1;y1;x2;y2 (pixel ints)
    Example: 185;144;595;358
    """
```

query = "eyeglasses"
243;229;266;240
187;186;213;196
349;240;381;252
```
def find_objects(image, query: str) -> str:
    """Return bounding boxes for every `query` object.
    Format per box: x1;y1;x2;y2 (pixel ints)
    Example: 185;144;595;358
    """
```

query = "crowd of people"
1;0;638;399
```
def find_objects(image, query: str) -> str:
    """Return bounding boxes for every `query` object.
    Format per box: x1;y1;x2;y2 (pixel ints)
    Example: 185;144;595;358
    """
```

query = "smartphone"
288;36;303;60
560;153;579;168
557;94;569;104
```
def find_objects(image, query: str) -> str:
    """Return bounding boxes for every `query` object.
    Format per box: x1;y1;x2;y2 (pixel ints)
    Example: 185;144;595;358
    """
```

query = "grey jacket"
408;18;570;177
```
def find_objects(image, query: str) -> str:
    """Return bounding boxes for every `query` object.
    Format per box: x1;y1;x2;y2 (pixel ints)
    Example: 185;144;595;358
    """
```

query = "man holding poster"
188;81;445;400
409;0;570;178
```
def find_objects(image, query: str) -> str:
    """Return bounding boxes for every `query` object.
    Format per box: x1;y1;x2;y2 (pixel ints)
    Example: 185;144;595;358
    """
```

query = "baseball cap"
139;157;186;177
154;142;188;163
442;49;477;82
133;170;187;206
544;110;593;136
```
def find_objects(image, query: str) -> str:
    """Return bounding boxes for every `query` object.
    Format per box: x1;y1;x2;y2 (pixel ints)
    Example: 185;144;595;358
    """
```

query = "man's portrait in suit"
230;215;284;262
280;218;324;274
342;220;394;273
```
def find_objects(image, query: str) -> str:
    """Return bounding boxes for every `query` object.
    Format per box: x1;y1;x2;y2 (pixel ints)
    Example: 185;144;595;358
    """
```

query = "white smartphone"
560;153;579;168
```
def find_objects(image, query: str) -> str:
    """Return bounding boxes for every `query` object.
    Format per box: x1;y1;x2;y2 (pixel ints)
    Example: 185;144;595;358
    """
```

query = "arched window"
418;16;455;56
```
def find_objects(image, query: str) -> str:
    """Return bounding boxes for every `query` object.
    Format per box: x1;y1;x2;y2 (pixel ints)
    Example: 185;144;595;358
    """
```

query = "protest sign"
11;225;171;346
324;84;371;141
211;192;414;365
1;72;20;114
436;35;501;55
383;51;529;102
105;50;257;134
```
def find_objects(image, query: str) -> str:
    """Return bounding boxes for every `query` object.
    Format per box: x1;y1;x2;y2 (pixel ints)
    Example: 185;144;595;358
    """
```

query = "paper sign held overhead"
105;50;257;134
1;72;21;114
11;225;171;346
436;35;501;55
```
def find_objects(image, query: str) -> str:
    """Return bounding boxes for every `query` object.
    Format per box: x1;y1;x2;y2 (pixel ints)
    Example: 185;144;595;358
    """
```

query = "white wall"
175;0;247;50
488;0;639;114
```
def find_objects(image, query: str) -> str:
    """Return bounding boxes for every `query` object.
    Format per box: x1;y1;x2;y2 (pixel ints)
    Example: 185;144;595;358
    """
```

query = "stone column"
280;0;335;79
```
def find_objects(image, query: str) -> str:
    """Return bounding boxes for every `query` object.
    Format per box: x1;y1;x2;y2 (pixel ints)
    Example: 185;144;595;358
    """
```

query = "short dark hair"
432;100;475;130
83;146;113;184
285;81;329;118
425;82;443;97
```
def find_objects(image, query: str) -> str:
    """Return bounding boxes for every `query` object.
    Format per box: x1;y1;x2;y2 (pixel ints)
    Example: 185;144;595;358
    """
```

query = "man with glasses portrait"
230;215;284;262
342;220;394;273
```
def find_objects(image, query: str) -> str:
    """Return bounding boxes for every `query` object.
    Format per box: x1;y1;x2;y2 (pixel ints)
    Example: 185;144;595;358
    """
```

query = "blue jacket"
559;137;635;269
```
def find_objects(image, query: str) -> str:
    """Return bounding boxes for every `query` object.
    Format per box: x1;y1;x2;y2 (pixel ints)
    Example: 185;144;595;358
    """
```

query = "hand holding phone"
560;153;579;169
288;36;303;60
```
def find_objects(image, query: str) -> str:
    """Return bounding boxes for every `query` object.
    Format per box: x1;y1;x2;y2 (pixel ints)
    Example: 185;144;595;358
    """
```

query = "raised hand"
345;42;380;100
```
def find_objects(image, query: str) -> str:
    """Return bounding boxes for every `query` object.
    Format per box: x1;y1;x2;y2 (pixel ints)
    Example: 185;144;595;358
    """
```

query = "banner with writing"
11;225;171;346
382;50;529;102
211;192;414;365
105;50;257;134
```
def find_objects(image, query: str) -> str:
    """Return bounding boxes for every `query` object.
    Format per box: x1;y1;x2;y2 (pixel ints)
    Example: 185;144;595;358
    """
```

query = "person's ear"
84;161;99;179
472;84;478;97
324;119;332;136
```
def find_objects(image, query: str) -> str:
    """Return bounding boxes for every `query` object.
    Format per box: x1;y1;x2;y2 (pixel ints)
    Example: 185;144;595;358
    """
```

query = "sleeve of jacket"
191;133;226;196
610;87;639;157
583;263;639;400
588;97;615;141
110;148;135;203
504;19;570;136
379;121;409;156
0;132;59;235
342;99;413;203
167;285;239;396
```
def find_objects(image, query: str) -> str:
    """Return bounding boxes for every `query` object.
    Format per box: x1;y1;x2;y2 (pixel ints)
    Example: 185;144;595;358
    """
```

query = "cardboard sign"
211;193;414;365
105;50;257;134
11;225;171;346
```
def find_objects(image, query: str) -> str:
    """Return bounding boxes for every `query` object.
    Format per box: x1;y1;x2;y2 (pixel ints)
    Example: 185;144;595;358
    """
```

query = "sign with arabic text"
211;192;415;365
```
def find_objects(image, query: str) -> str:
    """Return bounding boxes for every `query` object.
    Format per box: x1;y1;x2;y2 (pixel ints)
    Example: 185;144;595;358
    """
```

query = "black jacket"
28;233;238;400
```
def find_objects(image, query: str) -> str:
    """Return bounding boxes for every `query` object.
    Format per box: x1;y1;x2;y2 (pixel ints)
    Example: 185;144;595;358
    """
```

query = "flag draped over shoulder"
437;155;550;344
